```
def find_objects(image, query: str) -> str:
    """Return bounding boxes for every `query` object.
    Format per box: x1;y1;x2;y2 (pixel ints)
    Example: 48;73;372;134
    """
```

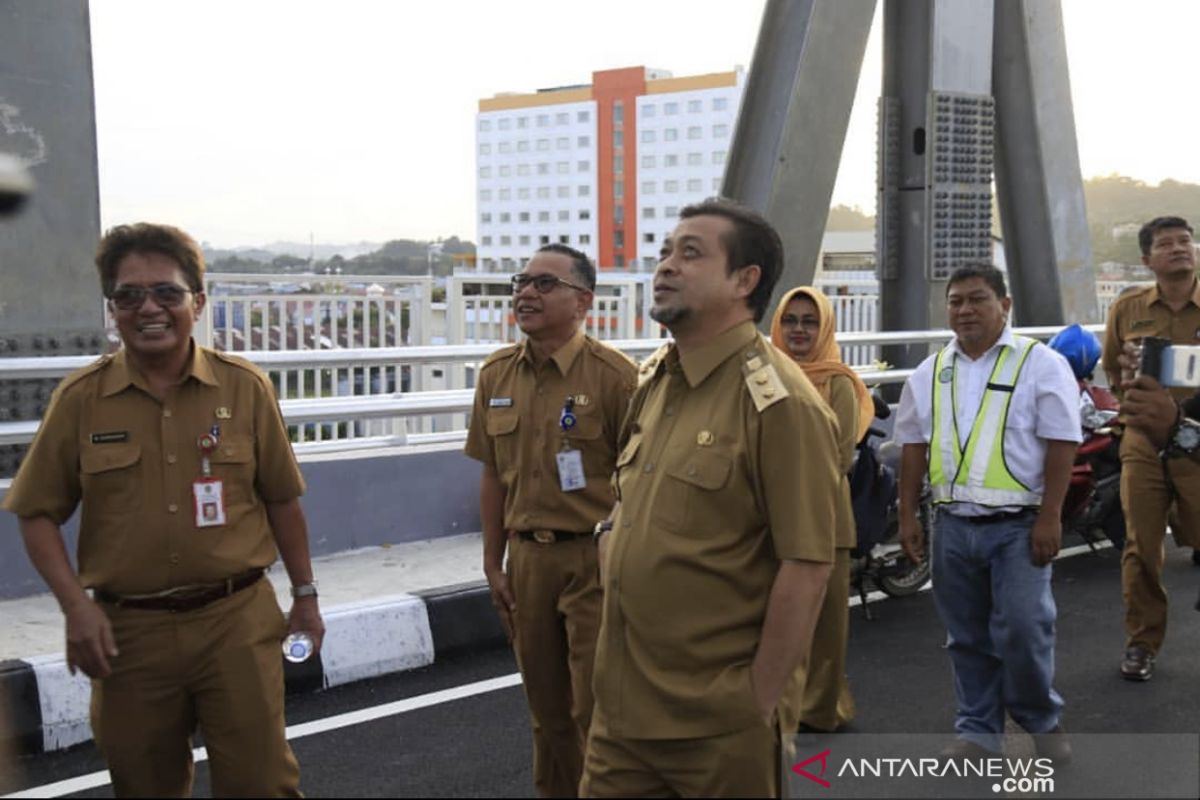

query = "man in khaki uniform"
3;223;323;797
1103;215;1200;681
582;200;841;798
465;244;636;798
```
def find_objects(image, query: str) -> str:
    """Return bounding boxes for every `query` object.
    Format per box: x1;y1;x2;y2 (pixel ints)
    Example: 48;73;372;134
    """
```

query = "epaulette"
480;343;522;371
209;349;260;372
57;354;114;393
1116;283;1152;299
637;343;671;387
589;339;638;377
741;348;788;412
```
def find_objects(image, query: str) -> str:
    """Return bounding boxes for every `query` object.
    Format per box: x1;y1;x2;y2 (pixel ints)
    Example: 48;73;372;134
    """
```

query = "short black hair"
96;222;205;297
536;243;595;291
679;198;783;322
946;264;1007;300
1138;216;1193;256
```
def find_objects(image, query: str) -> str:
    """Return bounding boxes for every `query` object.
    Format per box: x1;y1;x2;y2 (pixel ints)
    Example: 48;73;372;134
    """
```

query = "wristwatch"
1168;417;1200;457
593;519;614;540
290;582;319;599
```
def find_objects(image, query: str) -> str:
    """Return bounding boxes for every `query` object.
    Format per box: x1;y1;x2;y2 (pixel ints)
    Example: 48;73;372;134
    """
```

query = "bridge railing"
0;324;1104;455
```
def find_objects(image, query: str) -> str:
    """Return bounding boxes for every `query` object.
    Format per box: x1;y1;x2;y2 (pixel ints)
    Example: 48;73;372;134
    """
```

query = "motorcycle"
848;395;933;619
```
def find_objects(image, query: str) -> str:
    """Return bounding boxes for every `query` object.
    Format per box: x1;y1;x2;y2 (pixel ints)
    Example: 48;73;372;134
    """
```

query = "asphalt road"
5;542;1200;798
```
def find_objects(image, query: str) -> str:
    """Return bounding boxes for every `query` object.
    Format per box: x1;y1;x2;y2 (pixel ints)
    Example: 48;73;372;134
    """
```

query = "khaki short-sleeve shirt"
594;321;841;739
463;330;637;532
2;344;304;594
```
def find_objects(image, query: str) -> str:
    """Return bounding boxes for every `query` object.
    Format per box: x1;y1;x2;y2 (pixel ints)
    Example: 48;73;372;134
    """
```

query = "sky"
86;0;1199;249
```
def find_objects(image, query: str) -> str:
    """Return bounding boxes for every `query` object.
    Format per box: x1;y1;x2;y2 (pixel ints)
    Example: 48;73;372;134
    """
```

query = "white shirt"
894;326;1082;516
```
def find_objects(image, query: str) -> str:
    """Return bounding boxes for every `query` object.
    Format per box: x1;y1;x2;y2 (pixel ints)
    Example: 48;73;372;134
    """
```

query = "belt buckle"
533;530;556;544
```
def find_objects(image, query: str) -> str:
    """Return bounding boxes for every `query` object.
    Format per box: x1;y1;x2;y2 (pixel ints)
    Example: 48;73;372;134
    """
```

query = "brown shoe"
1032;724;1072;765
1120;645;1155;681
938;738;996;762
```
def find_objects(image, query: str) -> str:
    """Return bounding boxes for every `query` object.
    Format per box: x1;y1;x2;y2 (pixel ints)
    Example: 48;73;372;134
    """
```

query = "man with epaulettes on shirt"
3;223;323;797
582;199;841;798
464;243;636;798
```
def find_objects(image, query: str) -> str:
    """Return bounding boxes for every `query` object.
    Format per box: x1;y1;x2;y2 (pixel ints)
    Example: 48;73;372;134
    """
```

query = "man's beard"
650;303;691;327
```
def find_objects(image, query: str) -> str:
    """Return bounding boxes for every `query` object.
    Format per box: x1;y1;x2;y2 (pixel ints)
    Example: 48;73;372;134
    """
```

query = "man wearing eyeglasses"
2;222;322;797
464;244;636;798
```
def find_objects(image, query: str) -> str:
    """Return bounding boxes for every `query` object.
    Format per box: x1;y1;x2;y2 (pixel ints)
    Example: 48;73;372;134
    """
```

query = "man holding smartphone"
1102;215;1200;682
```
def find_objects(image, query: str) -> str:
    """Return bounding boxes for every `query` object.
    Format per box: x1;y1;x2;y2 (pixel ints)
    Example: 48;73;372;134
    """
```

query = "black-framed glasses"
510;273;589;295
108;283;195;310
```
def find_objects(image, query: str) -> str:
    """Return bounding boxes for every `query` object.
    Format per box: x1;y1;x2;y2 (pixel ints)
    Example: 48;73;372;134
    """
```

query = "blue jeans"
930;509;1064;751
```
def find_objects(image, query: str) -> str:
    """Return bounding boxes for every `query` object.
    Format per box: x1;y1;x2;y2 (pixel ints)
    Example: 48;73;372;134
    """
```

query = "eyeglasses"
108;283;195;310
510;273;589;295
779;314;820;331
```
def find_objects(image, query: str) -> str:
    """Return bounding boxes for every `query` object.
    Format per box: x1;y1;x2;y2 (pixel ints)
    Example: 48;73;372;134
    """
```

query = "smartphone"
1139;336;1200;388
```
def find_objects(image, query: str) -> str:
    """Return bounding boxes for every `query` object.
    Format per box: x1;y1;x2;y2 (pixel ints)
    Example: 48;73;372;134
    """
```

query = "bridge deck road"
5;543;1199;798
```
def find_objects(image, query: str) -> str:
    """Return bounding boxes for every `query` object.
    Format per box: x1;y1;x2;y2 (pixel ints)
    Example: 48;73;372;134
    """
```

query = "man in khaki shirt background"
582;200;841;798
464;244;636;798
2;223;323;797
1102;215;1200;682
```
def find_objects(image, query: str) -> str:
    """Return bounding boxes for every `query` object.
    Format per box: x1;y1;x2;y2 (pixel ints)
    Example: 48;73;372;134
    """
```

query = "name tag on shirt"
193;479;227;528
556;449;586;492
489;397;513;408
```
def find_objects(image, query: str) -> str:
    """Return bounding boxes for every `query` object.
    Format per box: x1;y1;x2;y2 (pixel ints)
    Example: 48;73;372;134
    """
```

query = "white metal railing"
0;324;1104;451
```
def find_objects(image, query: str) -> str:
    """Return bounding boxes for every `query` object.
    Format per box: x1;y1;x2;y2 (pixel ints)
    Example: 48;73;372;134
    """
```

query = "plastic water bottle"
282;632;314;663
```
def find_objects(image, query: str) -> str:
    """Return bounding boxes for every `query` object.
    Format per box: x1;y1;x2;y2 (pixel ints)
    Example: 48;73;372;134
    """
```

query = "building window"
538;210;550;221
481;236;493;246
537;114;550;127
687;126;702;140
517;140;529;153
665;205;679;217
664;154;679;167
537;139;550;151
641;129;656;144
557;161;569;174
642;207;656;219
577;160;590;172
578;135;591;147
499;188;511;201
642;181;656;195
712;177;722;191
713;97;729;111
614;254;625;268
687;152;703;166
499;141;512;154
644;232;656;243
481;212;492;223
642;104;656;118
518;211;530;221
498;118;511;131
614;181;624;199
687;179;702;192
479;119;492;132
664;102;679;115
713;150;727;165
688;100;702;113
613;101;624;123
517;164;531;176
664;180;679;193
537;187;550;199
519;235;530;246
556;137;570;150
556;112;569;125
641;154;656;169
614;131;624;148
559;235;570;244
713;124;729;138
614;231;625;248
558;209;570;221
537;162;550;175
478;166;491;178
479;143;491;155
613;155;624;174
577;110;590;123
579;234;591;245
557;186;570;198
499;165;512;177
614;205;625;224
644;257;657;269
663;128;678;142
579;209;591;220
500;212;511;223
578;185;591;197
480;189;493;202
517;116;528;129
500;235;512;245
540;235;550;245
482;258;496;269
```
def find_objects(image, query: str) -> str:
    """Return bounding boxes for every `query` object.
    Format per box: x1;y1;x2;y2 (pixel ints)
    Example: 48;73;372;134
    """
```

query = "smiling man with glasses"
3;222;322;797
465;244;636;797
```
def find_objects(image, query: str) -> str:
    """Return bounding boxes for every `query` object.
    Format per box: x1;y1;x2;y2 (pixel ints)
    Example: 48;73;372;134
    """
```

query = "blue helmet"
1048;323;1101;380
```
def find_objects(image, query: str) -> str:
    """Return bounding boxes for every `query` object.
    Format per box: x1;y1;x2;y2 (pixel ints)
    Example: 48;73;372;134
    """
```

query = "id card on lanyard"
194;426;227;527
557;395;586;492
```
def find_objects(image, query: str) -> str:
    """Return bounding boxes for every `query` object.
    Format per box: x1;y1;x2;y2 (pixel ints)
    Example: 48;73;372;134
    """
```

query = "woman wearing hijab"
770;285;875;733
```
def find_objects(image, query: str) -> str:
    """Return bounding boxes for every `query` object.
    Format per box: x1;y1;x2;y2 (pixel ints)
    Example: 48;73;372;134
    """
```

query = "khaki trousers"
91;578;301;798
579;714;780;798
781;548;855;733
1120;429;1200;654
508;534;602;798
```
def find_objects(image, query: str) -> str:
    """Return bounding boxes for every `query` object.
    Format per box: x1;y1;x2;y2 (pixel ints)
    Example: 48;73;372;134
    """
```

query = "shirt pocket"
653;448;734;534
485;410;520;478
209;435;256;505
564;411;608;477
80;443;143;514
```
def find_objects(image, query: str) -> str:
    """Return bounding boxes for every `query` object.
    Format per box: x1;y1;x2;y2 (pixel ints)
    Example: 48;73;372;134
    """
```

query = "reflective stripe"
929;336;1041;508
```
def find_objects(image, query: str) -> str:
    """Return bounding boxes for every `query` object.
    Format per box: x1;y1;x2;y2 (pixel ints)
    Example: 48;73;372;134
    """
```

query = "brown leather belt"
94;568;265;612
516;529;590;544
